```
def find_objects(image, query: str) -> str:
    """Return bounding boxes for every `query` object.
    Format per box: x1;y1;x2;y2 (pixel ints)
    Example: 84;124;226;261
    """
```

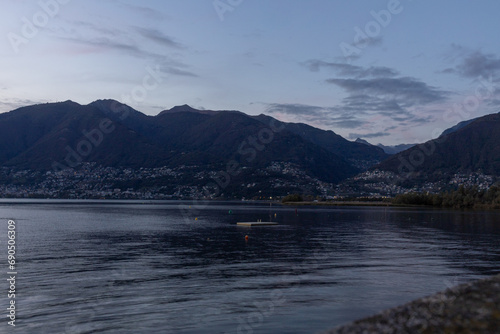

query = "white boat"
236;221;279;226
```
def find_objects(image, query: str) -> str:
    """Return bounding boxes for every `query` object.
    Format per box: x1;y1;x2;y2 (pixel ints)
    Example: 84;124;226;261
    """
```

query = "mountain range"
0;100;387;193
354;138;415;155
0;100;498;198
374;112;500;181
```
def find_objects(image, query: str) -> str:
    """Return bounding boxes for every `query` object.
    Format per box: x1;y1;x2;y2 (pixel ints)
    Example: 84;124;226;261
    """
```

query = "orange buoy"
195;217;198;221
245;235;249;241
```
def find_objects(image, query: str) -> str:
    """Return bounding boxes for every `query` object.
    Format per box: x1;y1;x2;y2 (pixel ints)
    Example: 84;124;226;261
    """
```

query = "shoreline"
323;273;500;333
282;201;421;208
0;198;425;208
283;201;500;210
0;198;498;210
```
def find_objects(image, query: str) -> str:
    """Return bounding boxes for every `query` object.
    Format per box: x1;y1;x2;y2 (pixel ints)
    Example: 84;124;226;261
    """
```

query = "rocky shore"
324;273;500;334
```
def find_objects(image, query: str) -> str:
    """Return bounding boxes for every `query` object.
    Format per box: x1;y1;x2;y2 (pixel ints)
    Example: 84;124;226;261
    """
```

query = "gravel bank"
323;273;500;334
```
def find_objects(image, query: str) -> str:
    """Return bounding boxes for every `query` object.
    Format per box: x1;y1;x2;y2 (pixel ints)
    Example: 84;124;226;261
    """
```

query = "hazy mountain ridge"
374;114;500;179
354;138;415;155
331;113;500;197
253;115;389;169
0;100;392;197
376;143;416;155
2;100;498;198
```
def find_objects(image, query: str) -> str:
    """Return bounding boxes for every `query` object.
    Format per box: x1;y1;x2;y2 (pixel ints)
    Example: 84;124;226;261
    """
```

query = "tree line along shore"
281;185;500;210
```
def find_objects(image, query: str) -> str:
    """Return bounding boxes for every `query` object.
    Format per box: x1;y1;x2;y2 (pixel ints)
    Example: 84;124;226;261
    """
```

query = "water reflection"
0;202;498;333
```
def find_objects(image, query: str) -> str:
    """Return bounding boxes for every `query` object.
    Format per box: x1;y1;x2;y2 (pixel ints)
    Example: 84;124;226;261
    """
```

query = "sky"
1;0;500;145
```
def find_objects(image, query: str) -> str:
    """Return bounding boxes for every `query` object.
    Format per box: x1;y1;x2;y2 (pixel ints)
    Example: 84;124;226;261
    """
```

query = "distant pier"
236;222;279;226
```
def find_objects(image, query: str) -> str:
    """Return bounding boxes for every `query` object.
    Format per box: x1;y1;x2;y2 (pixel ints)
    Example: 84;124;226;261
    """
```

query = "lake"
0;200;499;333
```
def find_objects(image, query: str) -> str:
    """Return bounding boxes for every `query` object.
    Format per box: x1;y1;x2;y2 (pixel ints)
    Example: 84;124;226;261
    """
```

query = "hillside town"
0;162;331;200
334;170;496;198
0;163;496;200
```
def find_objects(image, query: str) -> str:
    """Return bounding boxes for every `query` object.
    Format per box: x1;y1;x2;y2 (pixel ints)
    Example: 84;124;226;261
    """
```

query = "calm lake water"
0;200;499;333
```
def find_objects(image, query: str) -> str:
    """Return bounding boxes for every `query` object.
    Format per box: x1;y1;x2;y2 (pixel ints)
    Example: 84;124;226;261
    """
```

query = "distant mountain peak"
167;104;200;113
376;142;416;155
88;99;142;118
160;104;225;116
89;99;120;108
355;138;372;146
90;98;120;105
61;99;79;105
45;100;80;107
